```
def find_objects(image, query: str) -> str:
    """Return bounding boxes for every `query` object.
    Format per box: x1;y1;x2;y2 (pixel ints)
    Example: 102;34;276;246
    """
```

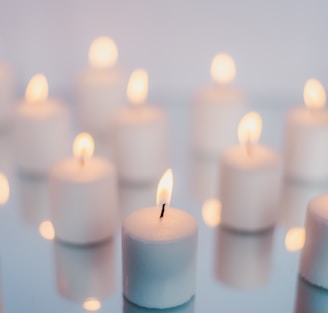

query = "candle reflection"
0;173;9;205
54;239;115;303
215;227;273;289
39;220;55;241
123;297;194;313
285;228;306;252
294;277;328;313
202;199;221;228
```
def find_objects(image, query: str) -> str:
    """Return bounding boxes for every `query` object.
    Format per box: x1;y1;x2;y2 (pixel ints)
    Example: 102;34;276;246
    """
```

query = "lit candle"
219;112;282;232
0;61;15;130
49;133;118;245
122;169;198;309
76;36;126;138
13;74;71;174
192;53;246;158
113;69;168;183
300;194;328;289
284;79;328;182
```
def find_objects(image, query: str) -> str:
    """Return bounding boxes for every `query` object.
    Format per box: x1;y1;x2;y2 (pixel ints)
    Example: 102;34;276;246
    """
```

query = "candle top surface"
221;144;280;170
288;106;328;125
309;194;328;221
123;207;198;242
50;156;114;183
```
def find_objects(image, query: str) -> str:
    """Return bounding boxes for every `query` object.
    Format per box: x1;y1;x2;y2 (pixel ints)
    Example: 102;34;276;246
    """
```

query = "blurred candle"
192;53;246;158
113;69;168;183
122;169;198;309
219;112;282;232
13;74;71;174
0;61;15;130
284;79;328;182
76;36;125;138
49;133;118;245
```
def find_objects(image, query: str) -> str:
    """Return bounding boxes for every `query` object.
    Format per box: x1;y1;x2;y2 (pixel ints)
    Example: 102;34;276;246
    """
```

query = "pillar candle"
219;112;282;232
76;37;125;138
300;194;328;289
0;61;15;130
113;69;168;183
13;74;71;174
49;133;118;245
122;169;198;309
284;79;328;182
192;53;246;158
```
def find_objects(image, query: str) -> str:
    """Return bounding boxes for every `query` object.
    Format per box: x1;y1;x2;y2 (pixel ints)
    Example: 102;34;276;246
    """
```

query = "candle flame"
211;53;236;84
285;228;306;252
304;78;326;109
88;36;118;68
127;69;148;105
39;220;55;240
25;74;48;103
238;112;262;145
202;198;221;228
0;173;9;205
73;133;95;161
156;168;173;207
83;298;102;311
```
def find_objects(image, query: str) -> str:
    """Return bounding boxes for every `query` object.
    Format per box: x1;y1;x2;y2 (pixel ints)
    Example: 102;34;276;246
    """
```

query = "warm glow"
304;78;326;109
83;298;102;311
285;228;306;252
88;36;118;68
25;74;48;103
39;220;55;240
202;199;221;228
156;168;174;207
238;112;262;145
73;133;95;160
127;69;148;105
211;53;236;84
0;173;9;205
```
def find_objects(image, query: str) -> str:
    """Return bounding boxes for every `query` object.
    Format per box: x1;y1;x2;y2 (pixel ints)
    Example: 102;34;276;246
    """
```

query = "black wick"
160;203;166;219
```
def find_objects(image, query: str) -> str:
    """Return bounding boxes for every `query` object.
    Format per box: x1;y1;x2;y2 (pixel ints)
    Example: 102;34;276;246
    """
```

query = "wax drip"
160;203;166;219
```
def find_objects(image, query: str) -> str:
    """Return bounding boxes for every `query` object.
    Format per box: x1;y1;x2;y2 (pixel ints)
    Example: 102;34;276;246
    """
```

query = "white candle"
0;61;15;130
192;53;246;158
215;228;273;289
284;79;328;182
49;133;118;245
76;37;125;138
13;74;71;174
122;169;198;309
300;194;328;288
219;112;282;232
113;69;168;183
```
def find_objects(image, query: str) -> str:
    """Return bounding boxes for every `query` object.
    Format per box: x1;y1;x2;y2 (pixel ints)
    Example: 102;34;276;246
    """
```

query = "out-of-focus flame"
127;69;148;105
73;133;95;161
304;78;326;109
238;112;262;145
25;74;48;103
285;228;306;252
39;220;55;240
83;298;102;311
202;198;221;227
0;173;9;205
156;168;174;207
88;36;118;68
211;53;236;84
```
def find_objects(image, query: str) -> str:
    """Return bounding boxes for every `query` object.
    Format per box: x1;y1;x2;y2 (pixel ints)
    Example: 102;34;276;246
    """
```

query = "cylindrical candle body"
122;207;198;309
49;157;118;245
0;62;15;130
284;107;328;182
300;195;328;288
219;145;282;232
13;99;71;174
76;66;125;138
113;105;168;183
192;85;245;158
215;228;273;289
